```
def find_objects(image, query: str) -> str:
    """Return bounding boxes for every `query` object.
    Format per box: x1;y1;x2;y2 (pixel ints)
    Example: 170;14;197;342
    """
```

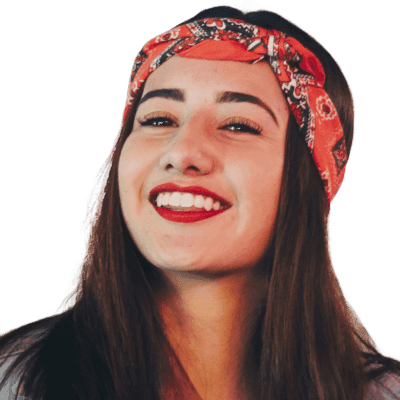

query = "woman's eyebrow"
138;88;278;126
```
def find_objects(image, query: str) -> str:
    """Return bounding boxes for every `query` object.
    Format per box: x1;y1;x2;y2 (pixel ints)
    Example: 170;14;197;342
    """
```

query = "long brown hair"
1;6;400;400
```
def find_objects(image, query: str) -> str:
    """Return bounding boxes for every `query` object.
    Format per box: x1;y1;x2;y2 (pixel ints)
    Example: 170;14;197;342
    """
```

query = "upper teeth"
155;192;223;211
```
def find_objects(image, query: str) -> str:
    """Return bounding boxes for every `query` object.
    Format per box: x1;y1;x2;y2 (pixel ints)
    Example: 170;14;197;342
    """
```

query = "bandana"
122;18;348;205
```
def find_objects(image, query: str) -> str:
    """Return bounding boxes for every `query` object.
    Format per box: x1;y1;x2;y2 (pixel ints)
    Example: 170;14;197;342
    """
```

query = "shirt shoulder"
0;353;31;400
365;371;400;400
0;331;46;400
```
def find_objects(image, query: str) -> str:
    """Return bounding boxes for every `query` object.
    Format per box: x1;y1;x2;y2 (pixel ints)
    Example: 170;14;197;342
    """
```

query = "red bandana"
123;18;347;205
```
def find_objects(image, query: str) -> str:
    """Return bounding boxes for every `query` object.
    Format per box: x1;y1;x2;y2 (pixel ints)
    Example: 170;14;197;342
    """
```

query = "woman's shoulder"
0;351;31;399
0;329;48;400
365;369;400;399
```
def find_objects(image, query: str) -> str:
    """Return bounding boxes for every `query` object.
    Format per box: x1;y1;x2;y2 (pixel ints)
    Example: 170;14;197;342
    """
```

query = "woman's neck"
157;267;266;399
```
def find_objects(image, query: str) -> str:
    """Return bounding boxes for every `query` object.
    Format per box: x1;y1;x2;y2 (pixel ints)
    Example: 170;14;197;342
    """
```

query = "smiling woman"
1;5;400;400
118;57;288;275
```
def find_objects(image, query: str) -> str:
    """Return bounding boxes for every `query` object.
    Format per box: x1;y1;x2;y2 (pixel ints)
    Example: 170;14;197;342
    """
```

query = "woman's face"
118;56;289;275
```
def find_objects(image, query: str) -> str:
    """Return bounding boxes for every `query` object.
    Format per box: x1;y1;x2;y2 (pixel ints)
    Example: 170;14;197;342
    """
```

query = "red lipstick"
154;207;227;223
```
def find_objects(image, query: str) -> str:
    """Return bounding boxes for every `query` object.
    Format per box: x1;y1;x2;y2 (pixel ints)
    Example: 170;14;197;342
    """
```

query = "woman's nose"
157;119;216;177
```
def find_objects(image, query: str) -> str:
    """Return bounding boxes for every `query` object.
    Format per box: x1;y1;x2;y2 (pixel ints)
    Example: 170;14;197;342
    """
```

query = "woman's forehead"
141;56;289;112
144;56;274;87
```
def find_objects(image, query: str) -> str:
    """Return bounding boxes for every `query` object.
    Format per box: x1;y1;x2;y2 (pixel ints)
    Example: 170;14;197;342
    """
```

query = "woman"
1;5;399;400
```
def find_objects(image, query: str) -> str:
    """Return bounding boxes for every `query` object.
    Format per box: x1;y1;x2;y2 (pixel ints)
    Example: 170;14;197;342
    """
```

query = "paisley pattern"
123;18;348;205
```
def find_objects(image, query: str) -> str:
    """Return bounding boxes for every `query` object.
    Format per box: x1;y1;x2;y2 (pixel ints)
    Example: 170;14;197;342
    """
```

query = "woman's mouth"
152;191;230;211
150;191;231;223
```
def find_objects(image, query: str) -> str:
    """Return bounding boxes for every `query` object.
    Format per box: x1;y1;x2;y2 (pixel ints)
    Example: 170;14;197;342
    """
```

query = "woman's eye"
223;123;261;135
221;118;262;135
138;117;177;127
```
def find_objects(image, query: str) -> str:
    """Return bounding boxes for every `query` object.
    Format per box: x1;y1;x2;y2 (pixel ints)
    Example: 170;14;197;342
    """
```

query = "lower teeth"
162;206;211;212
